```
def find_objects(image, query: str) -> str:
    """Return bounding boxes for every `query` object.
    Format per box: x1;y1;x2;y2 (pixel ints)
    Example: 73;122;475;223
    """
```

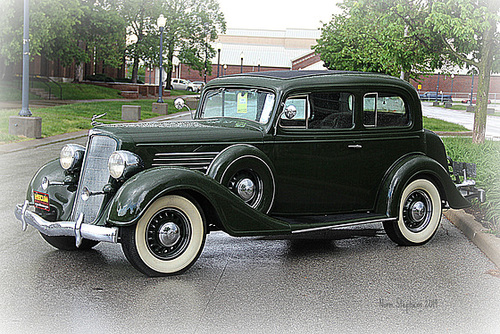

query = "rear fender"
376;154;470;217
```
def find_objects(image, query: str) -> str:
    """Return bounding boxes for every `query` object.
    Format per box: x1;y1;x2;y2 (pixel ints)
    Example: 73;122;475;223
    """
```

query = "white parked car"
171;78;199;92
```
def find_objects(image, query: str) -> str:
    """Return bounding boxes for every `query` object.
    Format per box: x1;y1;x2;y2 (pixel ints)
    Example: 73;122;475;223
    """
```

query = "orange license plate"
34;191;50;211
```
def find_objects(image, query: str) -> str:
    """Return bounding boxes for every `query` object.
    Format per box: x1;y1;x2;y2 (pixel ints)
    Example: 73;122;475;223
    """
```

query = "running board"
291;217;397;234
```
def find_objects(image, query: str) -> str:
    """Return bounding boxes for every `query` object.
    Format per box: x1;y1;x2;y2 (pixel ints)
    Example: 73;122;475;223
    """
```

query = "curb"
444;209;500;268
0;110;191;155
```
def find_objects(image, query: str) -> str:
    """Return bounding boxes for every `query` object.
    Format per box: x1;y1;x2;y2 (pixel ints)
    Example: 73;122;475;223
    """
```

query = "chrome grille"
152;152;218;172
72;135;117;223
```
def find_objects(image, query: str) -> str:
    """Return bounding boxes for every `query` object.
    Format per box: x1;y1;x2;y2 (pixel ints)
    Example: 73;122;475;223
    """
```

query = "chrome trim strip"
155;152;219;156
153;159;213;163
15;201;119;246
151;164;207;170
291;217;397;234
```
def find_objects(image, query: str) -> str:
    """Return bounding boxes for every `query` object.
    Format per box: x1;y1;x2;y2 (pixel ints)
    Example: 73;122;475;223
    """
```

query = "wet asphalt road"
1;134;500;334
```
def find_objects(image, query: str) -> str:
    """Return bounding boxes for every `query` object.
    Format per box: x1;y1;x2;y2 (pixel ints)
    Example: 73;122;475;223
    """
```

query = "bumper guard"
449;158;486;203
15;201;119;247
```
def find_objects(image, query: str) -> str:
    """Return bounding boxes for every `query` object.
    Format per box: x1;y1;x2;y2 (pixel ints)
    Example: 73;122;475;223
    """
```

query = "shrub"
84;74;114;82
443;137;500;232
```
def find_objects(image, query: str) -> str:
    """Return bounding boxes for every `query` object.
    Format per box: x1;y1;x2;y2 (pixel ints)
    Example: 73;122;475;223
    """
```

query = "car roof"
205;70;416;94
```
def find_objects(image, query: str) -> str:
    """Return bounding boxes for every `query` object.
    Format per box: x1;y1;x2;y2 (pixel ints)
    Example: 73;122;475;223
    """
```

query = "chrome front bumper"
15;201;119;247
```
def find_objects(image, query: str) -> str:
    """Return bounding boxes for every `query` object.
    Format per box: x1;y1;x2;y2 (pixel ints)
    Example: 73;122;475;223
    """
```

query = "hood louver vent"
152;152;219;172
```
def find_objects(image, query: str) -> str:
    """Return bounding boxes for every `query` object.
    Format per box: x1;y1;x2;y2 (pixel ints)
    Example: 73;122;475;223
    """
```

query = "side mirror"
283;105;297;119
174;97;195;119
174;98;186;110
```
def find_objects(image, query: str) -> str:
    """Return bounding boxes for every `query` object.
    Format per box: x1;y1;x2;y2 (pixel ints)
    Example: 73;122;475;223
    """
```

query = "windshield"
199;89;276;124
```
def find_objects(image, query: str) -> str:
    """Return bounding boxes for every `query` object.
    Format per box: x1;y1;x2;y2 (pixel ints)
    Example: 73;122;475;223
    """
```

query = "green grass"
0;99;176;143
53;83;123;100
423;116;469;132
443;137;500;233
0;82;43;101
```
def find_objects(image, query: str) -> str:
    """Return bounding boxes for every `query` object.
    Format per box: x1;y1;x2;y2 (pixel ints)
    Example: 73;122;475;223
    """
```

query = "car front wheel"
121;195;206;276
383;179;442;246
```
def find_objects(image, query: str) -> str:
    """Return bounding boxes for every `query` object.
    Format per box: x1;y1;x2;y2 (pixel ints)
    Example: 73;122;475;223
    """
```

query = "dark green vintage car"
15;71;484;276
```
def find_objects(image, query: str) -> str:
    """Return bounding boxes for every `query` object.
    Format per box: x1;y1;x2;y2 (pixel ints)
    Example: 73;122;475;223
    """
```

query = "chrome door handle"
348;144;362;149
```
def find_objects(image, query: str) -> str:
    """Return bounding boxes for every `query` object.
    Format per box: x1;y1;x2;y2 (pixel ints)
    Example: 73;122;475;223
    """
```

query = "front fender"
376;154;470;217
27;159;77;221
106;167;290;236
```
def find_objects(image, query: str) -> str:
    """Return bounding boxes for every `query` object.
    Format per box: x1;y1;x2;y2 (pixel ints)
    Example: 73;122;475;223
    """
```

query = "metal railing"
15;74;63;100
418;91;499;104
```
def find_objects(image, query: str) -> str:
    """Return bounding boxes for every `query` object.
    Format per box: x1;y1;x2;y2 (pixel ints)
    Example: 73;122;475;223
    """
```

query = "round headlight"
60;144;85;171
108;151;143;180
108;151;125;179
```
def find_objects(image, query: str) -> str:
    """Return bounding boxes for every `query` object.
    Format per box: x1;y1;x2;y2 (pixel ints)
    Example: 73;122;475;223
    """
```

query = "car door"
353;90;424;209
271;90;364;215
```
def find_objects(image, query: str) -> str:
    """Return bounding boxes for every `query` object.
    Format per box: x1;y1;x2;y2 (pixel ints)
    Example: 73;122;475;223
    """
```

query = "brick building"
7;52;125;82
146;28;325;85
410;74;500;101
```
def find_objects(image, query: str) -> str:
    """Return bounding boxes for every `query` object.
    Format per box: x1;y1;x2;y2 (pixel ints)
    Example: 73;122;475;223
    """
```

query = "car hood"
94;118;266;147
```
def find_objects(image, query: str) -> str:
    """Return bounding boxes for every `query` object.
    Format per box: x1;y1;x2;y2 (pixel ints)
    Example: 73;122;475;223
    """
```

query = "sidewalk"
444;210;500;269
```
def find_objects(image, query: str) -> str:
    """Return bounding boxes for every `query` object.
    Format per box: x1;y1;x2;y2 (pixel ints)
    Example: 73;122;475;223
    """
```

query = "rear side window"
363;93;409;128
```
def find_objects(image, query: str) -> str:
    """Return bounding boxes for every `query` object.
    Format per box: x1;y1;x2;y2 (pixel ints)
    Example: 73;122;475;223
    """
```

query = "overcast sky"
217;0;343;31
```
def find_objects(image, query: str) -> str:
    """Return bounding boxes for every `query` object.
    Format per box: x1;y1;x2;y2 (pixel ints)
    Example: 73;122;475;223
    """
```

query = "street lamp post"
157;14;166;103
217;43;222;78
257;59;261;72
223;64;227;76
20;0;31;116
435;73;440;103
240;52;244;73
9;0;42;139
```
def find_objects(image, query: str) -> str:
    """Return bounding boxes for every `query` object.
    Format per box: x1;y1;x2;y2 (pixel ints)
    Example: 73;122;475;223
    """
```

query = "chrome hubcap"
236;178;255;202
158;222;181;247
228;169;263;208
410;201;426;222
402;190;432;233
146;208;191;260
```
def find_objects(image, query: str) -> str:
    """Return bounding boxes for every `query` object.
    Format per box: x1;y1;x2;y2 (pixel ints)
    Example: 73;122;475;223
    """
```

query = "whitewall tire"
121;195;206;276
384;179;442;246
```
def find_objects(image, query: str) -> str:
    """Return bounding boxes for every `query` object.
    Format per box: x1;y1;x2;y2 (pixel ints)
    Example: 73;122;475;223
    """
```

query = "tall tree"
428;0;499;143
0;0;126;82
73;0;126;81
314;0;446;81
160;0;226;89
315;0;499;143
118;0;226;85
116;0;161;83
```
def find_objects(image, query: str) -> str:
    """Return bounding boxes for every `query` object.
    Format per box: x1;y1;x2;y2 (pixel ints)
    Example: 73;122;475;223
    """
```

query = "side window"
280;92;354;130
363;92;409;128
309;92;354;129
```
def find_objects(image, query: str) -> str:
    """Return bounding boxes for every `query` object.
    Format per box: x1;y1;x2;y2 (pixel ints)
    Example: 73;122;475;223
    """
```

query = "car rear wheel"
383;179;442;245
121;195;206;276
